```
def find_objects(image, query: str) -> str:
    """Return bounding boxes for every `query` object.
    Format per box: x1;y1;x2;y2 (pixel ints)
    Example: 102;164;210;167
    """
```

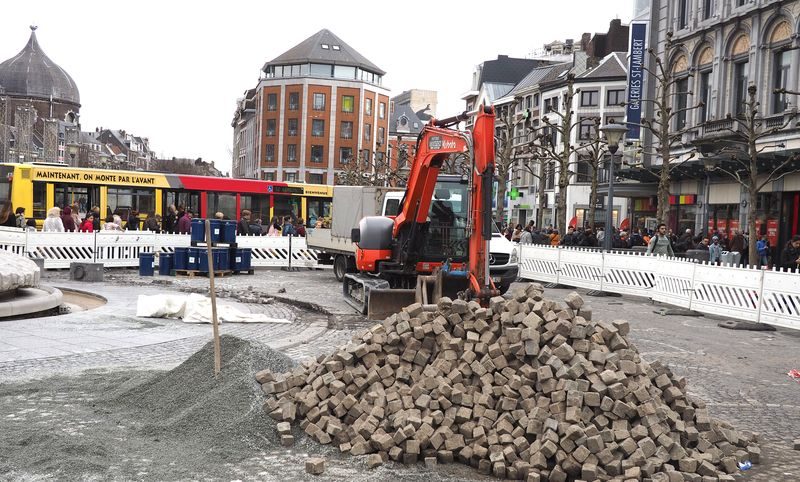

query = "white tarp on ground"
135;293;291;324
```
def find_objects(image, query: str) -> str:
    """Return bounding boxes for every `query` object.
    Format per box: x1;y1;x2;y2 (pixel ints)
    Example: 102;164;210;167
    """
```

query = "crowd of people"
502;220;800;271
0;200;310;238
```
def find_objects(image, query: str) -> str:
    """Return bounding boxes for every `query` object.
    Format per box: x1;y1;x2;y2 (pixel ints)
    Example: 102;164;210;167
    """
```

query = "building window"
289;92;299;110
288;118;298;136
285;172;297;182
312;119;325;137
525;96;532;109
674;77;689;130
702;0;712;20
266;119;276;136
699;70;711;122
575;156;591;183
287;144;297;161
265;144;275;161
379;102;386;119
264;172;275;181
341;95;355;113
678;0;688;29
377;127;385;145
308;173;323;184
545;162;555;190
313;93;326;111
606;89;625;106
580;91;598;107
341;121;353;139
772;50;791;114
364;123;371;141
365;98;373;115
340;147;353;164
310;145;324;163
578;117;595;140
267;93;277;111
733;61;748;115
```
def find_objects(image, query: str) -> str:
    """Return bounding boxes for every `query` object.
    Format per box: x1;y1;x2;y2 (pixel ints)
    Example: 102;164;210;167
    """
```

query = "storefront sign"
626;22;648;140
669;194;696;205
767;219;779;246
32;168;168;187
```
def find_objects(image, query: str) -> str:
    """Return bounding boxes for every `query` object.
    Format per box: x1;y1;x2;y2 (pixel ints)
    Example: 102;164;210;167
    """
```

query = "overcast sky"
2;0;632;175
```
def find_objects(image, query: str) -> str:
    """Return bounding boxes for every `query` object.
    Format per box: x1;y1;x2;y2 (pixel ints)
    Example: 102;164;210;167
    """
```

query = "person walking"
43;207;64;232
756;235;770;268
176;209;193;234
126;210;140;230
294;218;306;237
61;206;77;232
14;207;26;228
646;223;675;257
91;206;101;231
0;201;15;227
249;218;264;235
281;215;296;236
25;219;37;232
708;236;723;265
103;215;122;231
519;225;533;244
237;210;252;236
780;235;800;272
144;213;161;232
163;204;177;233
729;229;746;266
79;214;95;232
267;217;282;236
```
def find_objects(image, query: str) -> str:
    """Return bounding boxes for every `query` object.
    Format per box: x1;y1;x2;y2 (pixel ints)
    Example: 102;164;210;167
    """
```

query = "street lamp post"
68;143;79;166
600;124;627;251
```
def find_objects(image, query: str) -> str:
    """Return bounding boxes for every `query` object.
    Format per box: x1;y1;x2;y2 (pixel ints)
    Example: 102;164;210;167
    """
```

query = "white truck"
307;179;519;293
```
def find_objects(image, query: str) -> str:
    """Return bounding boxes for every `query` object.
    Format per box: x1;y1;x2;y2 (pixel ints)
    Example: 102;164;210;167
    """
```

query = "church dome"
0;26;80;105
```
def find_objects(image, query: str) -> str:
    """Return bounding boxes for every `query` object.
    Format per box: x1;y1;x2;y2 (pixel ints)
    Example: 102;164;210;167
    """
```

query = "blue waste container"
222;220;237;244
158;253;174;276
174;247;188;270
190;218;206;243
187;247;203;271
139;252;155;276
209;220;224;243
230;248;252;272
216;247;229;270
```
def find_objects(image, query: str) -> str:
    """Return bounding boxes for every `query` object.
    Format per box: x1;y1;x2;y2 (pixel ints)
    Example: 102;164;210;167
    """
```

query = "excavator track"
343;273;415;321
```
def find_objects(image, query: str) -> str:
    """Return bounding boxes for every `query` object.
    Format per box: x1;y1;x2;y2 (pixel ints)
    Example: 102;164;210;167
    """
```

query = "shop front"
666;194;698;234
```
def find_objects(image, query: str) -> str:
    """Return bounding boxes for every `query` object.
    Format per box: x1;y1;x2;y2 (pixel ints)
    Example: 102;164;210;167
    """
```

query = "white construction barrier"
515;243;800;331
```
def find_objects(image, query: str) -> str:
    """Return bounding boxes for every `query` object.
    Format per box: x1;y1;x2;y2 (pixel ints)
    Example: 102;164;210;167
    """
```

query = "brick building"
233;29;390;184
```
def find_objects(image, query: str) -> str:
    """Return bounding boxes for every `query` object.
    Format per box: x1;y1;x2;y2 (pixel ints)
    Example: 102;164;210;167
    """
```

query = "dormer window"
321;44;329;49
332;45;340;50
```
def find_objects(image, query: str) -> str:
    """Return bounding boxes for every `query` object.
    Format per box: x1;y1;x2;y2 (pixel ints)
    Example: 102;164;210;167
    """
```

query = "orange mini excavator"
344;106;499;319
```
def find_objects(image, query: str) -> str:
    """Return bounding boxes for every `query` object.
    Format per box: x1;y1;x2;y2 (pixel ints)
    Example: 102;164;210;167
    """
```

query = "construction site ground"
0;267;798;481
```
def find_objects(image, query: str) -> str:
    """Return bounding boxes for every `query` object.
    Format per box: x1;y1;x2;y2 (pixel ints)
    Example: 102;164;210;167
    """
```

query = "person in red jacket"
79;213;95;232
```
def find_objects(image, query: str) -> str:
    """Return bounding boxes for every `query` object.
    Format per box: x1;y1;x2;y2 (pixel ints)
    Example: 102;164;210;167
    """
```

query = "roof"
389;104;424;135
0;26;80;104
484;83;515;103
477;56;550;86
263;29;384;75
576;52;627;80
508;62;570;97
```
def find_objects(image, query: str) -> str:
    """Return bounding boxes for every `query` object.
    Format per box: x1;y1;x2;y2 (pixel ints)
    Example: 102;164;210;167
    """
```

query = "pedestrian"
282;215;296;236
14;207;26;228
176;205;186;222
43;207;64;232
780;235;800;272
249;218;264;235
708;236;723;265
0;200;15;227
126;209;140;230
549;229;560;246
177;209;193;234
676;228;693;253
70;202;81;228
103;215;121;231
646;223;675;257
596;227;605;245
295;218;307;237
144;212;161;231
580;229;598;247
237;210;252;236
267;216;282;236
512;224;523;243
560;227;576;246
214;211;225;220
91;206;101;231
729;229;745;266
163;204;177;233
756;234;770;268
694;237;710;251
61;206;77;231
519;225;533;244
25;218;37;232
79;214;95;232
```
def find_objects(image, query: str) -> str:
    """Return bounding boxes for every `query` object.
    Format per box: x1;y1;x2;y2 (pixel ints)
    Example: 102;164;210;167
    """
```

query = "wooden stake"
205;219;221;376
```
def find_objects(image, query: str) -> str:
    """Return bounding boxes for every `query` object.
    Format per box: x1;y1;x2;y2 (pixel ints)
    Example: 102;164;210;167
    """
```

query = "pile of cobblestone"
256;283;759;481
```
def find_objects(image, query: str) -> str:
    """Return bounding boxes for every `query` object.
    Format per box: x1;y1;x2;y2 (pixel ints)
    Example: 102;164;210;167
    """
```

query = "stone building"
0;26;81;164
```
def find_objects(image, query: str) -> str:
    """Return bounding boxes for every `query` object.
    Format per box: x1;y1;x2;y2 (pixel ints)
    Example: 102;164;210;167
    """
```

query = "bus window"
240;194;270;224
33;182;46;218
54;184;95;218
164;191;200;215
306;197;331;227
107;187;154;218
208;192;236;219
274;195;301;221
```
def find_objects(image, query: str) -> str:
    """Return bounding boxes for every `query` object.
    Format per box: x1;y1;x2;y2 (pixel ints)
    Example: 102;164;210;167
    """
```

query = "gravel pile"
257;283;759;481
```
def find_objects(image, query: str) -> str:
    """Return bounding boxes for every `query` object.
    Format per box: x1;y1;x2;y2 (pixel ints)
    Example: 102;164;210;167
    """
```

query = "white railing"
0;228;328;271
518;244;800;331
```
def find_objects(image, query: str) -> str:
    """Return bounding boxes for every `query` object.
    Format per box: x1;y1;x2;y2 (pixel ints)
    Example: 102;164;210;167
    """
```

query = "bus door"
163;190;201;216
240;194;270;225
273;194;301;221
54;184;99;219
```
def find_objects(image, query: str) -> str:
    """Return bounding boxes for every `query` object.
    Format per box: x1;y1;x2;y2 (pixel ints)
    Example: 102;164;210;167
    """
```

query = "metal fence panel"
759;269;800;330
649;256;695;309
236;235;292;267
95;231;156;267
558;247;603;290
154;233;190;253
26;232;95;269
518;245;560;284
691;263;762;321
601;251;657;298
0;226;27;256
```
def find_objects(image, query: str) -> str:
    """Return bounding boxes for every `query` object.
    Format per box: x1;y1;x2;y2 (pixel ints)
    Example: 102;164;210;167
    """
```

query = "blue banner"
626;22;647;140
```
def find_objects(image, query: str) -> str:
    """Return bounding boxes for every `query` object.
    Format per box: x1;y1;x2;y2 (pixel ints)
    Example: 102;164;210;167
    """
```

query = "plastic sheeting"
135;293;291;324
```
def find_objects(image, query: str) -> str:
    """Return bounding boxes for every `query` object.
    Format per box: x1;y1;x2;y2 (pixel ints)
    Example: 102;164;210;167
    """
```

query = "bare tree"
335;151;407;187
631;32;702;223
513;128;554;229
703;85;800;265
494;103;529;222
575;117;607;230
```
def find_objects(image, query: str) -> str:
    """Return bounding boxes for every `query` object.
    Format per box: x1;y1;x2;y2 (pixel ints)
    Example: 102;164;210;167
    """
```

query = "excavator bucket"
343;273;415;321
